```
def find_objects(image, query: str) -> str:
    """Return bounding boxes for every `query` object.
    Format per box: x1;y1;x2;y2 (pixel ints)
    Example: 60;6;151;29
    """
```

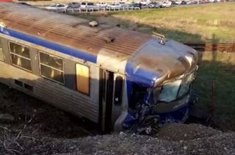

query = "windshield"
158;80;182;102
178;73;195;97
158;73;195;102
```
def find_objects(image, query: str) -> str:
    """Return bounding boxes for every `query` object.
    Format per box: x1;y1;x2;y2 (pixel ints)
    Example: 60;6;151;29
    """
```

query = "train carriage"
0;3;198;132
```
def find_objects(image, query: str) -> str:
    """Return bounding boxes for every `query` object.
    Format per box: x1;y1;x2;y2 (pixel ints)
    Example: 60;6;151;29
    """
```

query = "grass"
193;52;235;130
109;2;235;43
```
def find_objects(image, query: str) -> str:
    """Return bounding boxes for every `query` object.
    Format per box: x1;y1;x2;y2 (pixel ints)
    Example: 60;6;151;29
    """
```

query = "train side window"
114;76;123;105
39;52;64;83
15;80;23;87
24;83;33;91
76;64;90;95
9;42;32;71
0;39;4;61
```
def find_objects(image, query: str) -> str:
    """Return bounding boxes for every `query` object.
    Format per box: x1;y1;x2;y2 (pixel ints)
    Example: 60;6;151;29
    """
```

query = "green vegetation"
193;52;235;130
111;3;235;43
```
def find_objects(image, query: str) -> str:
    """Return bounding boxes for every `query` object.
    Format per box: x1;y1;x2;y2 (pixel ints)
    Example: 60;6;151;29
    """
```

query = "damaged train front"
123;38;199;134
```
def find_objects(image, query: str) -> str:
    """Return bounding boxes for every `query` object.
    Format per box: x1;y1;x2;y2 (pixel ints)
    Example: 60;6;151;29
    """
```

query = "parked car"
159;1;172;7
106;3;122;10
129;3;141;9
148;2;160;8
66;2;80;13
68;2;80;8
171;0;182;5
189;0;199;4
45;4;68;13
140;0;151;6
80;2;99;11
181;0;193;4
119;2;130;8
96;2;108;9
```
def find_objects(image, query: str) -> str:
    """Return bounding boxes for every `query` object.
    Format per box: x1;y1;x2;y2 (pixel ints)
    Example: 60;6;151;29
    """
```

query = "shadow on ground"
193;51;235;131
0;82;98;139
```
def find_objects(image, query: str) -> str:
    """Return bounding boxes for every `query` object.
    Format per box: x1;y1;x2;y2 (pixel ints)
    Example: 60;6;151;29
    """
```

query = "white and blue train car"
0;3;198;132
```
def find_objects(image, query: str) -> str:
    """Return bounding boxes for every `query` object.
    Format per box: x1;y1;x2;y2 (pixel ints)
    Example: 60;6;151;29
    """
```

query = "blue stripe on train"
125;62;157;88
0;27;97;63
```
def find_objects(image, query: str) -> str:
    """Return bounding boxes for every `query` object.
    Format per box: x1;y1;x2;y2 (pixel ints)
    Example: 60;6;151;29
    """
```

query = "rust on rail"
184;43;235;53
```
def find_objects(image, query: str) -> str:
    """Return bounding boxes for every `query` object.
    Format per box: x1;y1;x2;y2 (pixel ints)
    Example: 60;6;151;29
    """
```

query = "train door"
99;70;113;133
99;70;124;133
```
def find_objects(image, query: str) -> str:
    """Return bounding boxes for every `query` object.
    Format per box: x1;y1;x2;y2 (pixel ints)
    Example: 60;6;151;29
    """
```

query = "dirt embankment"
0;83;235;155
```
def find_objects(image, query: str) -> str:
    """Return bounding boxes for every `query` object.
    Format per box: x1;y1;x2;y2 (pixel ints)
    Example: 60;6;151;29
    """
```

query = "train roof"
0;3;151;62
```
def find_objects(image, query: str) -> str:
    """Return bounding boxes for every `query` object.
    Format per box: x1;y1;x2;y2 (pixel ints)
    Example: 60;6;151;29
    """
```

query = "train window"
15;80;23;87
39;52;64;83
40;52;63;70
0;39;4;61
9;42;32;71
76;64;90;95
24;83;33;91
114;76;123;105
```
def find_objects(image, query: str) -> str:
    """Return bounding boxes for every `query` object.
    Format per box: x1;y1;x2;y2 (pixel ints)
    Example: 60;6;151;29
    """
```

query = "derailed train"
0;3;198;132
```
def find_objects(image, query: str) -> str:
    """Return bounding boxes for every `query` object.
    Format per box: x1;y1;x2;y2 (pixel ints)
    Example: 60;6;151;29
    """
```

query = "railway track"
184;42;235;52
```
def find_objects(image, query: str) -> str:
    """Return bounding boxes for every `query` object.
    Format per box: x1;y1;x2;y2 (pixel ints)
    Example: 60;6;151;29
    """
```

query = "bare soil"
0;83;235;155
